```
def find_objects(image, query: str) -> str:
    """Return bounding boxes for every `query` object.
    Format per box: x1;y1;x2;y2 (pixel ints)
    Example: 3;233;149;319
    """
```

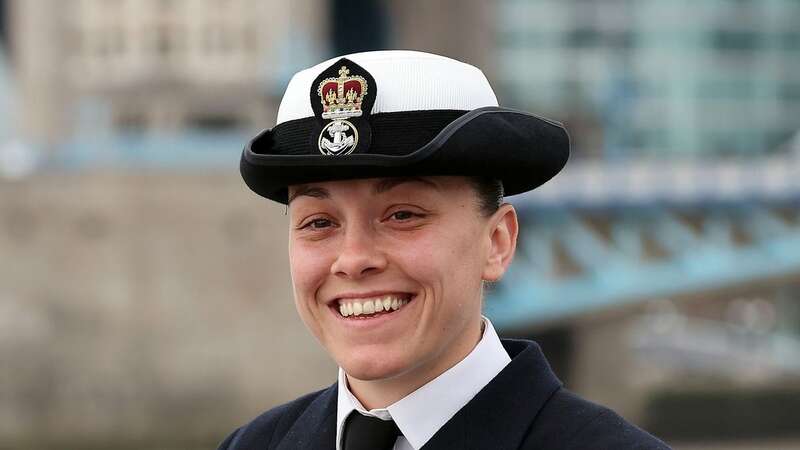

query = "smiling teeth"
338;296;409;317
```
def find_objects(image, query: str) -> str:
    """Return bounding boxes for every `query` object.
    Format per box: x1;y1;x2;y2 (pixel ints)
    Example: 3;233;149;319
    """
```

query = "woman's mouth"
336;294;414;318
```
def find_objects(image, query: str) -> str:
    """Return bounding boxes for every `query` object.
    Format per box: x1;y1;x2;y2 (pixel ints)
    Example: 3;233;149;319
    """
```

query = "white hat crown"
276;50;499;125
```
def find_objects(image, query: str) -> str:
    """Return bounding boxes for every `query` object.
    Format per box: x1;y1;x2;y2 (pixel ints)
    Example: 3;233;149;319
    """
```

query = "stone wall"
0;171;336;448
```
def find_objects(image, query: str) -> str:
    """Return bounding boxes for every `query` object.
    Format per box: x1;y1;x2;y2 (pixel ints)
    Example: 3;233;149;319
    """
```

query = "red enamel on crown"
317;66;368;120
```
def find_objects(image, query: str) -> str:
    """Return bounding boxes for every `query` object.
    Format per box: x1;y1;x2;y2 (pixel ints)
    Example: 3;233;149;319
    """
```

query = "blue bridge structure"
486;154;800;331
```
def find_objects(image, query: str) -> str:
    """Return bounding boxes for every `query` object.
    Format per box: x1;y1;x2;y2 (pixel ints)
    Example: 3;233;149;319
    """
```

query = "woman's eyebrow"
373;177;440;194
287;186;329;204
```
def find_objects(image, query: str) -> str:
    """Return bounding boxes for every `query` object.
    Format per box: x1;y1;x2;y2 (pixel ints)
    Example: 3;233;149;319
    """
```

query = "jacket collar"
275;384;338;450
421;338;563;450
273;339;561;450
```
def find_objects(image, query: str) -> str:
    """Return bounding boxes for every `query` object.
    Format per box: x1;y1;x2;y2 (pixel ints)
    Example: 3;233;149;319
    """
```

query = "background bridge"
488;151;800;329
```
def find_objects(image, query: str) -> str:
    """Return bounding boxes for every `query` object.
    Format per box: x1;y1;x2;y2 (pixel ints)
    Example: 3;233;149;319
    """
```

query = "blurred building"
8;0;326;145
0;44;10;137
494;0;800;158
386;0;492;71
0;0;7;47
1;28;35;179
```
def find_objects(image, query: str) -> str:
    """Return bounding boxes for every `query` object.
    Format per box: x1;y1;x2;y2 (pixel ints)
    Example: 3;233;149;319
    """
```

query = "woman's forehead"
288;176;470;204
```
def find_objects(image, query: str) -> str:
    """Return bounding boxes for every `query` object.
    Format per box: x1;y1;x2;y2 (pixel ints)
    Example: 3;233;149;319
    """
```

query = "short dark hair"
468;177;504;217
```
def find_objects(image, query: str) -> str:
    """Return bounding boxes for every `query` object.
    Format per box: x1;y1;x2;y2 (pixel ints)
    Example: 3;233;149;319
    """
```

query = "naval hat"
241;50;570;204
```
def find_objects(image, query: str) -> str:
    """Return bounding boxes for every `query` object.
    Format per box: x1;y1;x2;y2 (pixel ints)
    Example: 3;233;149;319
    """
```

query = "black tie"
342;411;402;450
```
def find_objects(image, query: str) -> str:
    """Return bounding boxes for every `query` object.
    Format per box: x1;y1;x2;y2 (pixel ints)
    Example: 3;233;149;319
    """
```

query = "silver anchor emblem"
318;119;358;155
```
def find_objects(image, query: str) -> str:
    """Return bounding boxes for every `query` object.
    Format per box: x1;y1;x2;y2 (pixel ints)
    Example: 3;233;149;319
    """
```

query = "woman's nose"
330;224;388;279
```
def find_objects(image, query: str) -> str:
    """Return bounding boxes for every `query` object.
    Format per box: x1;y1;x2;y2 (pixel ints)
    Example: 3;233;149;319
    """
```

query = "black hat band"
253;110;469;158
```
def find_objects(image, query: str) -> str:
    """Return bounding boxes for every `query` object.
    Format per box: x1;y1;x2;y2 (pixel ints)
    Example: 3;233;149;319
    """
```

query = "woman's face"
287;176;516;386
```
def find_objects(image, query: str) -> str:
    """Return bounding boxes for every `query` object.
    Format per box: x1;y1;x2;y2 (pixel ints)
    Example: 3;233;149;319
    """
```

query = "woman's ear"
482;203;519;282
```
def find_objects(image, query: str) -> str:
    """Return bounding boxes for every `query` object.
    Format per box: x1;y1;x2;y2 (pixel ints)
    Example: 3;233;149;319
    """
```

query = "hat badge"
317;66;368;155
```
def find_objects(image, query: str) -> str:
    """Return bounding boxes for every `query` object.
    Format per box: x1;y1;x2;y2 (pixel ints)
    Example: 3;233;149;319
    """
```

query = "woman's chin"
338;351;412;382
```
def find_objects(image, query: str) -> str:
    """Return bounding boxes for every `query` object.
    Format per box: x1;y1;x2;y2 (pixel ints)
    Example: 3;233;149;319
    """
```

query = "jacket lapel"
275;384;338;450
421;339;563;450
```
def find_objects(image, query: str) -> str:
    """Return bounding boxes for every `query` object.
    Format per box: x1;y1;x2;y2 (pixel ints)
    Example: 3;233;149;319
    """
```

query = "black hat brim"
241;106;570;204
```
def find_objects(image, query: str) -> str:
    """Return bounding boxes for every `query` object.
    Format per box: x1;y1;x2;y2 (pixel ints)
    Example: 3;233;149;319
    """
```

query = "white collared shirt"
335;316;511;450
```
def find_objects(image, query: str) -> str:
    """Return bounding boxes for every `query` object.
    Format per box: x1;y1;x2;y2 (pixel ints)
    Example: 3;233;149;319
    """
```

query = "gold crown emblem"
317;66;368;120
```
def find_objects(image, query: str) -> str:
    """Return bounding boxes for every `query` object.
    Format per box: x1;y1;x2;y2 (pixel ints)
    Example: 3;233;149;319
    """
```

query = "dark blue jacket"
218;339;671;449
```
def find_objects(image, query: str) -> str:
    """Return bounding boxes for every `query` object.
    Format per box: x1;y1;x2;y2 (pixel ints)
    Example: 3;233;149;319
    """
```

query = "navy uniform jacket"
218;339;671;450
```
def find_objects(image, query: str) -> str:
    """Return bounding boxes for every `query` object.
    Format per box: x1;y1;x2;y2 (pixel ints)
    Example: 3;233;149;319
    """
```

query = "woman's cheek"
392;236;437;276
290;243;330;296
289;246;329;339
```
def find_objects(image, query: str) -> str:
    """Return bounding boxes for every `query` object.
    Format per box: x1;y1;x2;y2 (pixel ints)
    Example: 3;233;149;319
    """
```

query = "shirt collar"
335;316;511;450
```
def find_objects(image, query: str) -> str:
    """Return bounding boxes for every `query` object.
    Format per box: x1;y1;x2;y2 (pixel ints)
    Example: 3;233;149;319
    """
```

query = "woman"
221;50;670;450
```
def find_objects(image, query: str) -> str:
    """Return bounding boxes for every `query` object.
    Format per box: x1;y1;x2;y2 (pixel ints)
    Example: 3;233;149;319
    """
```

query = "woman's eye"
302;218;333;229
389;210;420;221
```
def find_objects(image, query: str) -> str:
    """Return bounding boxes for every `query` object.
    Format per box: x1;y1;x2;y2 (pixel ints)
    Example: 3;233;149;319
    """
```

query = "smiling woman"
219;51;669;450
287;176;517;409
